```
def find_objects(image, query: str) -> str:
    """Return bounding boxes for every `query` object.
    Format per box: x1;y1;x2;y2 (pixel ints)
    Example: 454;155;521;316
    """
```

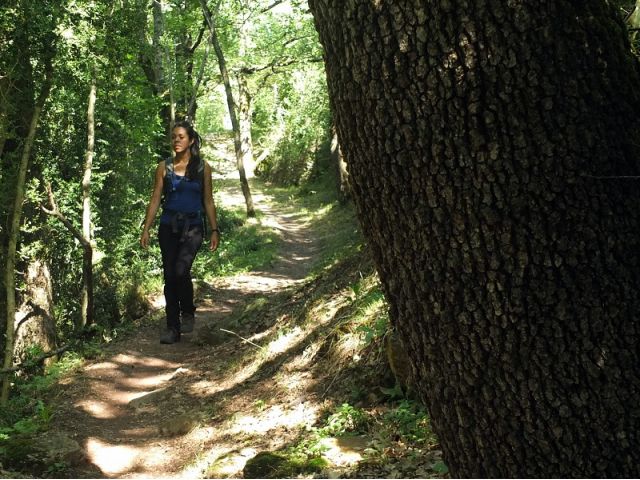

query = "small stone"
128;387;169;408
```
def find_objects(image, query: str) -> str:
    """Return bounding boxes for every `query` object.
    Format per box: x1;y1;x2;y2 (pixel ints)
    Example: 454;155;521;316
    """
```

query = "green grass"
186;202;281;281
0;348;85;441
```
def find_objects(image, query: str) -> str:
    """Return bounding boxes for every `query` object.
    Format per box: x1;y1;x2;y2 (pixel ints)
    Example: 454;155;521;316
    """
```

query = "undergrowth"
214;176;444;478
0;185;282;477
1;170;445;478
192;204;280;281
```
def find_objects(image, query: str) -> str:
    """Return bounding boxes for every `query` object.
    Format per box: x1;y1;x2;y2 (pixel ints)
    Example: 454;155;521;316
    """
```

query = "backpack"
162;156;209;237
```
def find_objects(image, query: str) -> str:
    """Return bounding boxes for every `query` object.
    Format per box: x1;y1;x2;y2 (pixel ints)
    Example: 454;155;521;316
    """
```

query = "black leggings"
158;223;203;331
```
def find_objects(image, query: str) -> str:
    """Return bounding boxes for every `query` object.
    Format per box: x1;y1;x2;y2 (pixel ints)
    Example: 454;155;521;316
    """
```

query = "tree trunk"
201;0;255;217
0;76;9;160
2;59;53;404
238;74;255;178
152;0;172;148
309;1;640;477
237;19;255;178
14;259;57;369
330;126;349;203
186;40;210;120
80;76;96;330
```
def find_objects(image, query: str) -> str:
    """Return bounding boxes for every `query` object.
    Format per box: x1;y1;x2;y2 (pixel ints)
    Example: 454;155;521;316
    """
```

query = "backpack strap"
162;156;174;201
198;158;209;238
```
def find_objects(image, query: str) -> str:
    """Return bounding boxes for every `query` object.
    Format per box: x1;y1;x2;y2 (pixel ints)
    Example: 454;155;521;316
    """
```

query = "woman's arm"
203;161;219;252
140;161;165;249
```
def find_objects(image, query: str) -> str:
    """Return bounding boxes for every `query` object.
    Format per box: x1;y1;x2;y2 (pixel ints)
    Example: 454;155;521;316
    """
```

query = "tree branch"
0;343;72;375
189;22;207;54
41;182;91;249
260;0;286;14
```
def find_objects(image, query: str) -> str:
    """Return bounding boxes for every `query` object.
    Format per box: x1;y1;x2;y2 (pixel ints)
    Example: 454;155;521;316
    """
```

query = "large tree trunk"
309;1;640;477
201;0;255;217
2;57;53;404
14;259;57;368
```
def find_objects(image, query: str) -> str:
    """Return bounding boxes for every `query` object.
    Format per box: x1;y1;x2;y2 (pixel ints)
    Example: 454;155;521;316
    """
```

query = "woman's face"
172;127;193;154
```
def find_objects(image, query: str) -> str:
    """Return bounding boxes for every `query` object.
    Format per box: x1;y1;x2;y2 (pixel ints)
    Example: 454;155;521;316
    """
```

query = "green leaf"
432;461;449;474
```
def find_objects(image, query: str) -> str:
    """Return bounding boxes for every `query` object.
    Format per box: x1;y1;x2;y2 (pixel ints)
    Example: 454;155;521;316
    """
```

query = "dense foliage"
0;0;329;399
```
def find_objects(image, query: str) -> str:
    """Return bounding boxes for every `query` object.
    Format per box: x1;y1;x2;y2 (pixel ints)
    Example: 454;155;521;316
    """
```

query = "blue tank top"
160;172;202;226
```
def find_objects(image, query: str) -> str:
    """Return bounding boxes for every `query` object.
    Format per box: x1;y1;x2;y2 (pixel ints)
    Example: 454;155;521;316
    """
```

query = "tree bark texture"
14;259;57;368
309;1;640;477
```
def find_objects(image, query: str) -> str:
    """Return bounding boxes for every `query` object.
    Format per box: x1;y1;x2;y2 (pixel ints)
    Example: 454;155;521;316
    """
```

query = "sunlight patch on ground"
312;294;352;324
230;273;293;292
319;437;369;467
259;214;285;231
276;370;314;393
267;326;303;355
335;334;363;363
123;367;188;389
283;343;322;372
181;444;251;479
230;402;318;435
201;447;257;478
191;358;263;397
86;436;202;478
75;399;119;419
84;361;121;371
112;353;181;369
86;438;140;476
187;379;220;396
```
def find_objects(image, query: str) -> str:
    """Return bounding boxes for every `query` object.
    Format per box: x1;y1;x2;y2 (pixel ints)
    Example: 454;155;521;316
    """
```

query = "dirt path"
50;181;326;478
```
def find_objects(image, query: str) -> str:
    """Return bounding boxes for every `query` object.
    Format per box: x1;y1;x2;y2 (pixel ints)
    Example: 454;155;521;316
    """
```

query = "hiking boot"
160;329;180;344
181;313;195;334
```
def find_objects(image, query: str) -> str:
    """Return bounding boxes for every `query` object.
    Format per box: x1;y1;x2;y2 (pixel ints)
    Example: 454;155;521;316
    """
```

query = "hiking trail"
47;179;343;478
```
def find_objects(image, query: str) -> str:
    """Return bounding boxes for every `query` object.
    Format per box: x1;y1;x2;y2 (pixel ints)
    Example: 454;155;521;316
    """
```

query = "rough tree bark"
13;259;57;368
309;1;640;477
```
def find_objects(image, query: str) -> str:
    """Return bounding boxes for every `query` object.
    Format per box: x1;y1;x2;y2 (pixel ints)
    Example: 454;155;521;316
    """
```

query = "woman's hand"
210;230;220;251
140;229;151;249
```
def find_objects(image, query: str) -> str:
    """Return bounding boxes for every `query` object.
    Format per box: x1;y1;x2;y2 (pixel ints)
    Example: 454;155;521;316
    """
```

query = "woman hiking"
140;120;220;344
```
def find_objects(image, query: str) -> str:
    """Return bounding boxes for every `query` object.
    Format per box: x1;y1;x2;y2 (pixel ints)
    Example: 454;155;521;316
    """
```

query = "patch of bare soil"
46;181;361;479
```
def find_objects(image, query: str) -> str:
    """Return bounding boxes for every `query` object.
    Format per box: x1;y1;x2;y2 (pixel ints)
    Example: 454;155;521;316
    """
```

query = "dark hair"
172;120;203;180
